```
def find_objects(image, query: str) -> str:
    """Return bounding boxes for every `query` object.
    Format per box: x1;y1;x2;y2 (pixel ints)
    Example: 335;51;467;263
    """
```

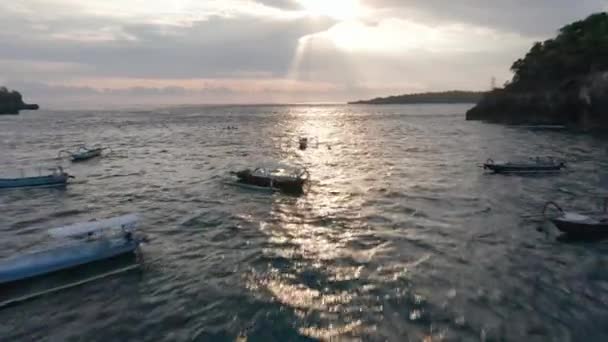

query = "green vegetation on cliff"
350;91;485;105
0;87;39;115
508;13;608;91
467;13;608;130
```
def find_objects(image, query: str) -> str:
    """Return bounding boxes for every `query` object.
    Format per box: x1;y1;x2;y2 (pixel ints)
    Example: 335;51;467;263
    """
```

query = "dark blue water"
1;104;608;341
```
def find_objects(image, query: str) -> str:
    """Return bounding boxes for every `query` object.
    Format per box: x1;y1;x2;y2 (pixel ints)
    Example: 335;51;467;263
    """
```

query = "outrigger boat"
59;145;109;162
543;201;608;236
0;166;72;189
298;136;319;150
230;166;309;194
483;157;566;174
0;214;140;285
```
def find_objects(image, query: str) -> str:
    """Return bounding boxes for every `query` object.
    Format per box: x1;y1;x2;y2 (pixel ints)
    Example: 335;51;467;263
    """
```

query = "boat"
0;214;140;285
298;137;319;150
59;145;108;162
543;201;608;236
0;166;73;189
230;166;309;194
483;157;566;173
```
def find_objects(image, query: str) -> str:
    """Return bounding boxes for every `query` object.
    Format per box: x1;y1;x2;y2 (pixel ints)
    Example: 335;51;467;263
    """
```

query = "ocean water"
1;104;608;341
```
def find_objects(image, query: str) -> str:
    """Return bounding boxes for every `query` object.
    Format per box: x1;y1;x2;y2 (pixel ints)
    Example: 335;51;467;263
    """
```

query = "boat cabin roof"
252;167;307;179
48;214;138;238
558;212;608;224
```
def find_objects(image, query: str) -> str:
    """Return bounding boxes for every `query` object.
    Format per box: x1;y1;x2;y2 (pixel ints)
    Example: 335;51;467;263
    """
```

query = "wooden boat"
544;201;608;236
483;157;566;173
0;167;72;189
0;214;140;285
231;166;309;194
59;145;108;162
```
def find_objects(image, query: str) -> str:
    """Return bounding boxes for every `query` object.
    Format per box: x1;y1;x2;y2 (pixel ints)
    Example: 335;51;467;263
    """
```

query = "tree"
507;12;608;91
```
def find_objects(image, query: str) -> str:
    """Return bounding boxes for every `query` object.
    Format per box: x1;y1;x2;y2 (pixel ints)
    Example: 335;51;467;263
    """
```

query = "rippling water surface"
1;104;608;341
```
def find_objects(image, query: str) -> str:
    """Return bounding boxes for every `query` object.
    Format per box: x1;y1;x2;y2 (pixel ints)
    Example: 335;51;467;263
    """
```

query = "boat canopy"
560;212;601;224
251;167;307;179
48;214;138;238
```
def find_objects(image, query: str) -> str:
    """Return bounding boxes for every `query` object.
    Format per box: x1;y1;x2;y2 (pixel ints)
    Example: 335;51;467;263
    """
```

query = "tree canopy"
508;12;608;91
0;87;23;104
0;87;38;114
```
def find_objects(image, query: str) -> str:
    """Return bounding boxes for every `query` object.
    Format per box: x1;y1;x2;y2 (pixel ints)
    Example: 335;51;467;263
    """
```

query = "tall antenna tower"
490;76;497;90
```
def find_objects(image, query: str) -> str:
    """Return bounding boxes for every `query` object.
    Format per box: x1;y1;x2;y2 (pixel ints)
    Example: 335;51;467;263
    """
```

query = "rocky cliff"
466;13;608;131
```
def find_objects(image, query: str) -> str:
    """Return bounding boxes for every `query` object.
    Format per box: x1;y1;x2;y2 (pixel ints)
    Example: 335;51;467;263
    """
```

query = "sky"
1;0;607;107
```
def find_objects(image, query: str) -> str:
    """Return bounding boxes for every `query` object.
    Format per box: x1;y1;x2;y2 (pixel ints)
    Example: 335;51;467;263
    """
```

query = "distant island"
0;87;39;115
349;91;486;105
467;12;608;131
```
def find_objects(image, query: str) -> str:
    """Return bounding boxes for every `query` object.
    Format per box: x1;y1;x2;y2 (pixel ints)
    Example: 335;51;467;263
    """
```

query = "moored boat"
483;157;566;173
231;166;309;194
298;136;319;150
0;214;140;285
59;145;108;162
0;167;72;189
543;201;608;236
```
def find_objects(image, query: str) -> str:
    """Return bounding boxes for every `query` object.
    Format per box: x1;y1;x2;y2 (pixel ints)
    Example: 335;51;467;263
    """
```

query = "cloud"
313;19;530;54
362;0;608;36
0;13;335;79
0;0;606;105
257;0;302;10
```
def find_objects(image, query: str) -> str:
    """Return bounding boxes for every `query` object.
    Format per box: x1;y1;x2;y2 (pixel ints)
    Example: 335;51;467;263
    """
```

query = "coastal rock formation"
466;13;608;131
0;87;39;115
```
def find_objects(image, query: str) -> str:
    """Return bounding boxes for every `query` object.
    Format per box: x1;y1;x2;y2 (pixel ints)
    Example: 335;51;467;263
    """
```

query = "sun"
298;0;362;21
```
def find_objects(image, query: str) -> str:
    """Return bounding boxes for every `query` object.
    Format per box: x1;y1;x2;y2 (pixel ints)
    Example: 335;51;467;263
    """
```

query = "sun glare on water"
298;0;362;21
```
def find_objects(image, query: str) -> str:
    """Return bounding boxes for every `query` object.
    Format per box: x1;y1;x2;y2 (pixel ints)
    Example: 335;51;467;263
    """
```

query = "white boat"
0;214;140;285
58;145;109;162
0;166;72;189
544;178;608;237
48;214;138;238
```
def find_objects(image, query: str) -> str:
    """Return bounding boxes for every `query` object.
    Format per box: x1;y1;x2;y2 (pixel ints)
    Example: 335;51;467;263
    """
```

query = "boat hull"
0;175;69;189
236;174;305;194
484;164;564;173
71;149;102;162
0;238;138;285
551;219;608;236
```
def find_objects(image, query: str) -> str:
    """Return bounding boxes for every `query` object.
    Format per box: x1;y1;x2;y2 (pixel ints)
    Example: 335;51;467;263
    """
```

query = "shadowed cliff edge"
466;13;608;131
0;87;39;115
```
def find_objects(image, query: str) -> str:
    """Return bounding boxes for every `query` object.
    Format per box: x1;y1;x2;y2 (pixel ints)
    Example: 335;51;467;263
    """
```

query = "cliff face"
466;72;608;130
466;13;608;131
0;87;39;115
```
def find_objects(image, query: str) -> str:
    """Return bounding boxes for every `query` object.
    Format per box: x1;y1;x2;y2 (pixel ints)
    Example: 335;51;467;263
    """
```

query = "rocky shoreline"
466;72;608;130
466;13;608;131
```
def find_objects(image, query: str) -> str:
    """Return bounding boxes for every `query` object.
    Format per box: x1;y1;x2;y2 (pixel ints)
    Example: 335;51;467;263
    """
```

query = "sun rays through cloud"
1;0;604;105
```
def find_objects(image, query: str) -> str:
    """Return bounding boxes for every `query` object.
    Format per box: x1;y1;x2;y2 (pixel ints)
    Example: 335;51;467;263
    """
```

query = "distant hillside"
0;87;39;115
349;91;486;105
